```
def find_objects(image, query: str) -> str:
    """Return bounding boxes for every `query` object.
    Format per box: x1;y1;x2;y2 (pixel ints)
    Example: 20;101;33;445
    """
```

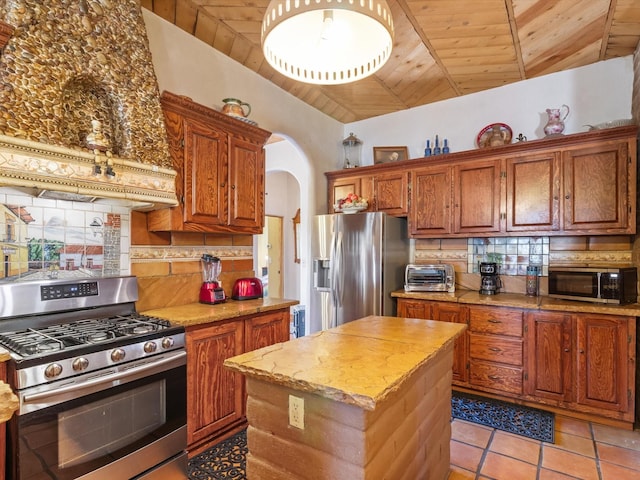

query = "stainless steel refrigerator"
310;212;409;332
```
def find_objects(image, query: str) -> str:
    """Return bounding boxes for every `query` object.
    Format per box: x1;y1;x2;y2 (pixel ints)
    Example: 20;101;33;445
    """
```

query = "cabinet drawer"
469;307;523;336
469;361;523;395
468;334;523;366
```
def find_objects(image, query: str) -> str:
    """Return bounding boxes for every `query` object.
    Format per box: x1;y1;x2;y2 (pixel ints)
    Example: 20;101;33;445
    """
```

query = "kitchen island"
224;315;466;480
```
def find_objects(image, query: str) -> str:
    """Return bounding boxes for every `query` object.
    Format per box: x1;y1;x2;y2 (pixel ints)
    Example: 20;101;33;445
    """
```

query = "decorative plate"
476;123;513;148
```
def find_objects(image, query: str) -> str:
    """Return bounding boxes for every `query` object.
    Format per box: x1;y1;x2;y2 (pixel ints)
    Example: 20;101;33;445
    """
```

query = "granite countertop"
392;290;640;317
224;315;466;411
142;297;299;327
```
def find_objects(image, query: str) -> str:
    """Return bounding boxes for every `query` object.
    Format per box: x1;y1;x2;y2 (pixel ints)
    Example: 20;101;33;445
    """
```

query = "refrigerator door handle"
333;231;344;308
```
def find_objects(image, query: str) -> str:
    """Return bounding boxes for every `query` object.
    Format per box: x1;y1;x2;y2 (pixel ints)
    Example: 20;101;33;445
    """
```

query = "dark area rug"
188;429;247;479
451;391;555;443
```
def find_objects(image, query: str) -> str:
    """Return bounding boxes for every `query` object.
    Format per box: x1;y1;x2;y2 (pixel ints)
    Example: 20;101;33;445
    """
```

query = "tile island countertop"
224;315;466;410
141;297;299;327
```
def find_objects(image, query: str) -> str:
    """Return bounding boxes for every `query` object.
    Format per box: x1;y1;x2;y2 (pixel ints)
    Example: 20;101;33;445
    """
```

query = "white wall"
264;170;301;300
142;10;343;217
346;57;634;165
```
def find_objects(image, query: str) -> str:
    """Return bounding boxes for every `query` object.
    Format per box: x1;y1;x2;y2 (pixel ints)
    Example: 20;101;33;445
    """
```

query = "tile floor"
449;416;640;479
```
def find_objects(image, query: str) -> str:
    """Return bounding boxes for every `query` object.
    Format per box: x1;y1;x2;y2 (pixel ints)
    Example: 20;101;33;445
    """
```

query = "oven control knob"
72;357;89;372
44;363;63;379
161;337;175;349
144;341;157;353
111;348;126;362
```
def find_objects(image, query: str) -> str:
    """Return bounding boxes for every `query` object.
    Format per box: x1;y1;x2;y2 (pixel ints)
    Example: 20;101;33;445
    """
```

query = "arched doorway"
258;135;313;333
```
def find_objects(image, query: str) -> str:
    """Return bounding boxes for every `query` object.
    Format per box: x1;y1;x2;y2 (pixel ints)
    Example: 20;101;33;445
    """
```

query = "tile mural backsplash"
468;237;550;276
0;187;129;282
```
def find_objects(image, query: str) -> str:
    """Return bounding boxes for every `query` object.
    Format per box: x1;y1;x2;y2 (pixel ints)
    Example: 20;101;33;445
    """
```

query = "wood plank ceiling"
142;0;640;123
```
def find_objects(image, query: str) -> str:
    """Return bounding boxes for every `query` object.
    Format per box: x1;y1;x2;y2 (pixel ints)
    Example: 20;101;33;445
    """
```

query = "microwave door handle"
596;272;602;299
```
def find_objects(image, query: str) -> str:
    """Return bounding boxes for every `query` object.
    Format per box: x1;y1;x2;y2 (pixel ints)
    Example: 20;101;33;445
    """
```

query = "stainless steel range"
0;276;187;480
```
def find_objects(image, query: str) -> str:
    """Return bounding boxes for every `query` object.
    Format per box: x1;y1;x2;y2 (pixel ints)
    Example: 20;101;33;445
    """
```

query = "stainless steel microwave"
548;267;637;304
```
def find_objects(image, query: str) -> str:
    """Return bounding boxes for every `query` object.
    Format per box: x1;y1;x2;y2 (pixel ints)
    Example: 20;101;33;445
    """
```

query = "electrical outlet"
288;394;304;429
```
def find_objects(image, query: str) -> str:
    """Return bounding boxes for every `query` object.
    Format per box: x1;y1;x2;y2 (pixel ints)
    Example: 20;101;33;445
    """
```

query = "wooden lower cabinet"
467;306;524;395
397;298;636;425
396;299;468;383
575;313;634;419
185;309;290;452
525;311;573;403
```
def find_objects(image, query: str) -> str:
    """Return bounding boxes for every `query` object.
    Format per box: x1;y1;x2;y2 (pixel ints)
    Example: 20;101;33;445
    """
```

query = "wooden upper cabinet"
562;140;633;233
505;151;561;232
325;126;637;236
454;159;501;234
372;170;409;216
228;136;265;229
148;91;271;233
327;171;408;216
410;164;452;236
183;119;227;227
328;174;373;212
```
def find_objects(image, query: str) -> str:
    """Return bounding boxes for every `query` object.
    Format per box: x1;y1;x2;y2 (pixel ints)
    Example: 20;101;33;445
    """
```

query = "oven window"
58;380;166;468
9;365;185;480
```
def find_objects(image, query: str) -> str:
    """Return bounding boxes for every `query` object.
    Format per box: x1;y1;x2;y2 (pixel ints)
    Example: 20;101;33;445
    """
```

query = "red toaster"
231;277;264;300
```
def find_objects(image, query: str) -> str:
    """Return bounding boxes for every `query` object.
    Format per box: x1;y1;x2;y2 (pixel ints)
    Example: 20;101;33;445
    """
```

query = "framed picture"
373;146;409;164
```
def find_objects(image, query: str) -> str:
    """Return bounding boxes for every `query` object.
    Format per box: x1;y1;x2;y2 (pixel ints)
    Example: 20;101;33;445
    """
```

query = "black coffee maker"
479;262;501;295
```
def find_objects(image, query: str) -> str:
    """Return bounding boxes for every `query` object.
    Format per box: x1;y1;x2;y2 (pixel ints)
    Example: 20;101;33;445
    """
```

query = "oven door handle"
22;351;186;407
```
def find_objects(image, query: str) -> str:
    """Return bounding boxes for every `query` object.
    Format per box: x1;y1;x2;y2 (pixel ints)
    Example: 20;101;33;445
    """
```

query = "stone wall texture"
0;0;171;168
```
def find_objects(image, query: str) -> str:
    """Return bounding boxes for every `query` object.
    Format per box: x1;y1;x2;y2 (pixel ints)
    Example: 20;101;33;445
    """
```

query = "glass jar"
525;265;539;296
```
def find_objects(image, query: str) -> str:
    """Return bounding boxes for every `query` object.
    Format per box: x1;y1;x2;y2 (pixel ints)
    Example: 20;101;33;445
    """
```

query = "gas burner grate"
0;314;174;358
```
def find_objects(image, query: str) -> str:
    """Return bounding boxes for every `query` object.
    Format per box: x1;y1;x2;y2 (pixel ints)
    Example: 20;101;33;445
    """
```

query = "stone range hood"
0;1;178;209
0;133;177;209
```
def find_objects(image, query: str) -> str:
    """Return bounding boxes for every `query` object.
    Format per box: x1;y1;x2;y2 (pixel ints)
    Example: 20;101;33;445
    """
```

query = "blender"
199;254;226;304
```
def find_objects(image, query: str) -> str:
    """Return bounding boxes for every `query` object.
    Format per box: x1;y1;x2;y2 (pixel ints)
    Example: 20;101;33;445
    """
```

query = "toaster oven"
404;264;455;293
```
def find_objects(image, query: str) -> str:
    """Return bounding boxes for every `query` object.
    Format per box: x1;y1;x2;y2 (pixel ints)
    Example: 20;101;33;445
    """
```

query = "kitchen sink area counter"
141;297;299;327
224;315;466;479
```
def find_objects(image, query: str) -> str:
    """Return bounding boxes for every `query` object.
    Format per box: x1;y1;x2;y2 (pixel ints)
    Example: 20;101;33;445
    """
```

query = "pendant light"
262;0;394;85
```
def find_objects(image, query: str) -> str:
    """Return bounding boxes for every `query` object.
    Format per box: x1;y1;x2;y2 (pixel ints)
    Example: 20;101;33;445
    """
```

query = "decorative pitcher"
221;98;251;118
544;104;570;136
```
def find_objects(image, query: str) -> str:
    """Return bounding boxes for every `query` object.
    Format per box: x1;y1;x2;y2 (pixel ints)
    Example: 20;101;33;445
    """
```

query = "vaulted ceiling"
142;0;640;123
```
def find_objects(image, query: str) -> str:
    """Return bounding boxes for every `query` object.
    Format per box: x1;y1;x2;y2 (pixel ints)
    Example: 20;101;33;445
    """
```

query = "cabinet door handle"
489;347;501;352
487;319;502;324
579;349;585;354
488;375;500;380
565;194;570;199
231;185;236;190
221;182;226;187
564;348;570;352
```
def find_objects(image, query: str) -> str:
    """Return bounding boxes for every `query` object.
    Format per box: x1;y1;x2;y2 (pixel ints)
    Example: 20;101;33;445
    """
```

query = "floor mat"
188;429;247;479
451;391;555;443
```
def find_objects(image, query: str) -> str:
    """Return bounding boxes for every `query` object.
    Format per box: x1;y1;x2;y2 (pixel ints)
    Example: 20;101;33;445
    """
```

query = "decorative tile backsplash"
0;187;129;282
467;237;550;276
